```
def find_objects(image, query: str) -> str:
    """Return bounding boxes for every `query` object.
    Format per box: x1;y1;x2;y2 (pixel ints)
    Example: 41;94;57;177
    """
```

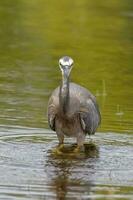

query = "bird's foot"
52;144;64;155
52;147;63;155
58;143;64;151
73;146;81;153
69;145;85;156
73;145;85;153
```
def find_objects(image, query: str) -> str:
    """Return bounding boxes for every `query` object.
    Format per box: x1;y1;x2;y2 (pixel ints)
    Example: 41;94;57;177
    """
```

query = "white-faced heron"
47;56;101;152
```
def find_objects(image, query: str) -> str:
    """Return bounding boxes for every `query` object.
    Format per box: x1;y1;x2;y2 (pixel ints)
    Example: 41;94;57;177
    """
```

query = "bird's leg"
57;132;64;148
73;133;85;153
52;132;64;155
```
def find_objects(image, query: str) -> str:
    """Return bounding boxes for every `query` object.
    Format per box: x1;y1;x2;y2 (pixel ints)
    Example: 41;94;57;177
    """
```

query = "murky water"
0;125;133;199
0;0;133;199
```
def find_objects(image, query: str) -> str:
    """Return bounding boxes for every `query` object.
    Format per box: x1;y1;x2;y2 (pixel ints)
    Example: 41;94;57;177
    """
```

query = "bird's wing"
47;87;60;131
79;99;101;135
47;95;58;131
47;104;56;131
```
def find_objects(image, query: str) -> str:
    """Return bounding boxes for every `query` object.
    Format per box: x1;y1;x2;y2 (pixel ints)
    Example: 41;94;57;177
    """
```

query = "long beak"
63;66;70;77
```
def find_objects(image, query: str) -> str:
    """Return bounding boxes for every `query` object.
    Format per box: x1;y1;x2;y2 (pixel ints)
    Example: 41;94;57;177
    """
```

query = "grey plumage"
47;56;101;148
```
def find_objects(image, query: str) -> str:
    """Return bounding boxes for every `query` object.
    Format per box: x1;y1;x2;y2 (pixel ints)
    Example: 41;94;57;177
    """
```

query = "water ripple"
0;125;133;199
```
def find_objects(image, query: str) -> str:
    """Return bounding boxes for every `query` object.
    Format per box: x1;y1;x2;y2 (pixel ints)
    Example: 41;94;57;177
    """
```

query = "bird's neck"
59;75;69;114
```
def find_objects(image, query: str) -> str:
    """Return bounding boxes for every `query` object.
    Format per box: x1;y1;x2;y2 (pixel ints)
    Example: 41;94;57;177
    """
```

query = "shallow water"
0;125;133;200
0;0;133;199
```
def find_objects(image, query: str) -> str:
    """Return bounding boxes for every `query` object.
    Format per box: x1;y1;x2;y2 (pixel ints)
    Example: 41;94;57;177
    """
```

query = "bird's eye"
69;64;73;68
59;63;62;67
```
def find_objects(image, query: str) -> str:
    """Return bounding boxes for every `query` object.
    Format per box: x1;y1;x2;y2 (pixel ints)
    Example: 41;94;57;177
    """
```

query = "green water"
0;0;133;199
0;0;132;133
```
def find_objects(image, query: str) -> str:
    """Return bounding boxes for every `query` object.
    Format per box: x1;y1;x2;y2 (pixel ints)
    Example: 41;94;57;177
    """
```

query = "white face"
59;56;74;77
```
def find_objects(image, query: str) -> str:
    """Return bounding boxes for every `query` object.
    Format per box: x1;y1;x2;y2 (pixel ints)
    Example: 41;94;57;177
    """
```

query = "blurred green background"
0;0;132;133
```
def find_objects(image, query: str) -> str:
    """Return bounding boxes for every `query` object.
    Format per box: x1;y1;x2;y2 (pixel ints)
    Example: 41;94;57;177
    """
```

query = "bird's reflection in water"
46;142;99;200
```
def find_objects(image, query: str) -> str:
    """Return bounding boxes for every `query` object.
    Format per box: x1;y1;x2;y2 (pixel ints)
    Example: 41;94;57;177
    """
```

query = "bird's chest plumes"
56;114;81;136
59;76;70;114
60;86;69;106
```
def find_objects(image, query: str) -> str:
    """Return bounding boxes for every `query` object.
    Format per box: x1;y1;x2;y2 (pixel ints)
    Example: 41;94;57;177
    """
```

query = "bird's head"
59;56;74;78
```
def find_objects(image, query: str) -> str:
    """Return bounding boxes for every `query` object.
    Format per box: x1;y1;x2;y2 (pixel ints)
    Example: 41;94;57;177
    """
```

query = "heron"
47;56;101;153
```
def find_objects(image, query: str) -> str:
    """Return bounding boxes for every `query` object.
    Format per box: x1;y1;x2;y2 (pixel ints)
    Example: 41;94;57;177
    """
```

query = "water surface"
0;0;133;199
0;125;133;200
